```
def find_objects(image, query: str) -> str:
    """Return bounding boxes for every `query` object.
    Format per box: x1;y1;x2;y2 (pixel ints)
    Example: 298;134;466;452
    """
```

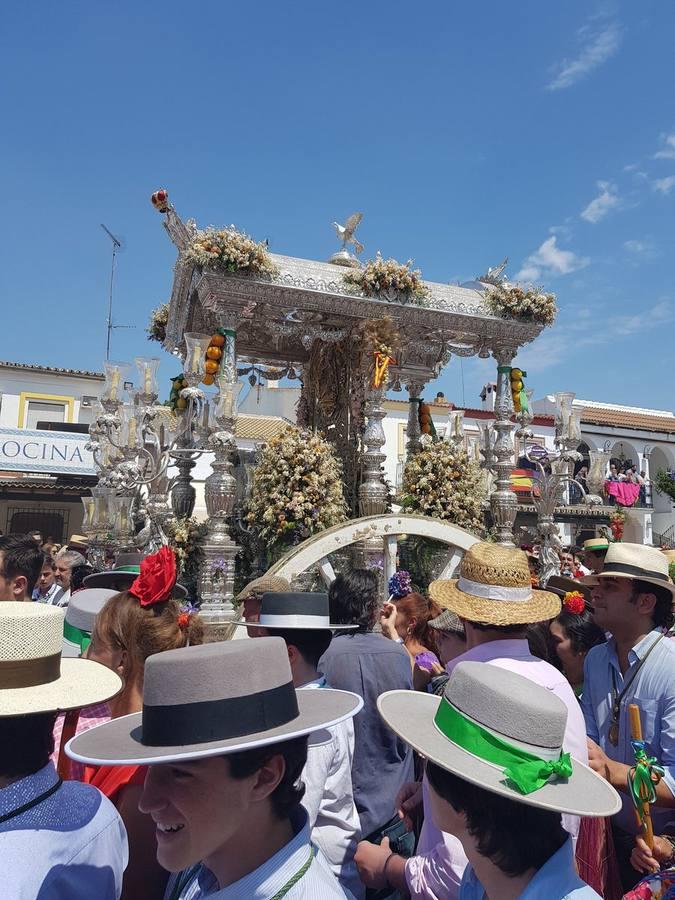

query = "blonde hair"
93;592;204;686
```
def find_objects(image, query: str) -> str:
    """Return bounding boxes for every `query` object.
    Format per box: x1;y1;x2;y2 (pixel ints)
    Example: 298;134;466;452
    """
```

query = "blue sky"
1;1;674;410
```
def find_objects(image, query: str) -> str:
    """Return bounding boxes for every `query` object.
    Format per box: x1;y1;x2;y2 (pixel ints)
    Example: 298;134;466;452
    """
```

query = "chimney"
480;382;497;412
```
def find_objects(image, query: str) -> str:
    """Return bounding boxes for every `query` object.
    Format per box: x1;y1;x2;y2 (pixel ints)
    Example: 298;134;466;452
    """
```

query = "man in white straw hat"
579;542;675;891
66;636;363;899
374;661;621;898
357;542;588;899
0;602;127;898
238;591;364;898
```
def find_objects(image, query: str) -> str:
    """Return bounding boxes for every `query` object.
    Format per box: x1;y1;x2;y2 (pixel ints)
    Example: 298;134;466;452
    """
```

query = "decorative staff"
628;703;664;851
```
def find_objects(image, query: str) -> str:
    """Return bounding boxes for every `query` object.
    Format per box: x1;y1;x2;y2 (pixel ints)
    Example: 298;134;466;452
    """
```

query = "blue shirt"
581;630;675;832
319;631;414;837
460;837;600;899
164;807;353;898
0;761;128;899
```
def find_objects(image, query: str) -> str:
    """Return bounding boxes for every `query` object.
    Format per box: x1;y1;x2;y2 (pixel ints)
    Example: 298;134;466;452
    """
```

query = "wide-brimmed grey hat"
233;592;358;631
378;661;621;817
427;608;465;636
83;552;187;599
66;636;363;765
580;542;675;598
62;587;118;658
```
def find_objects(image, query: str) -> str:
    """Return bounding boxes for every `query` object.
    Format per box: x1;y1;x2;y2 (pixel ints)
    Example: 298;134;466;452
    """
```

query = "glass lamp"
183;333;212;381
102;362;130;403
135;357;160;398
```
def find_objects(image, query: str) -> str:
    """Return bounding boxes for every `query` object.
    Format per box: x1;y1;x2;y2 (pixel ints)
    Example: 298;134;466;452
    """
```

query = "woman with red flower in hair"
82;546;203;900
549;589;606;698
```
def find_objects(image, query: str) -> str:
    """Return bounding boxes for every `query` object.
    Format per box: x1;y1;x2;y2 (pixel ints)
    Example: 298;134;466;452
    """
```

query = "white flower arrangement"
400;441;485;534
343;252;429;305
246;427;348;550
186;225;278;276
147;303;169;343
485;284;557;327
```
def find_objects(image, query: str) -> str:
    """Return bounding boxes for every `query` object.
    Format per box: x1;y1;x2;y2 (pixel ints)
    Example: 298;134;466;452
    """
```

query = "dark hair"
265;627;333;669
394;592;442;655
468;621;527;636
0;712;57;778
70;564;94;593
0;534;44;595
426;762;567;877
40;552;55;570
631;579;675;631
228;736;308;819
556;608;607;655
526;621;557;665
328;569;379;632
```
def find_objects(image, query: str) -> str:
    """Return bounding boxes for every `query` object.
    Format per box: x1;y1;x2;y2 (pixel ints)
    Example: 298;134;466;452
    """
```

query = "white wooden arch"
267;513;480;587
230;514;480;640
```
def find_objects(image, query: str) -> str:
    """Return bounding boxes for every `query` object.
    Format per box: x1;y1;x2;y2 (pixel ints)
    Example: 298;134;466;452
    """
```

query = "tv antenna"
100;224;134;360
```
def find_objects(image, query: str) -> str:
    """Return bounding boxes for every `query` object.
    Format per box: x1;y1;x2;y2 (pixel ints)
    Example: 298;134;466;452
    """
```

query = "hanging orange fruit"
204;360;219;375
206;346;222;360
210;333;225;347
202;373;215;385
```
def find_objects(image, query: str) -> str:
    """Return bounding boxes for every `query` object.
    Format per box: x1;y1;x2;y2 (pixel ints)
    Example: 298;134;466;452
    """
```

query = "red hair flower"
129;546;177;608
563;591;586;615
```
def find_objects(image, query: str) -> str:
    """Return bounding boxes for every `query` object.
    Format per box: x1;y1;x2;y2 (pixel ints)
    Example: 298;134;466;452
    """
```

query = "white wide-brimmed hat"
378;661;621;817
429;542;560;626
62;587;118;658
233;592;358;631
0;603;122;717
580;542;675;597
67;636;363;766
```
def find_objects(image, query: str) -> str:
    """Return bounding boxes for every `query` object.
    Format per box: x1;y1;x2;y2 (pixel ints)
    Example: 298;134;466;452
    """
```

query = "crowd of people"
0;530;674;899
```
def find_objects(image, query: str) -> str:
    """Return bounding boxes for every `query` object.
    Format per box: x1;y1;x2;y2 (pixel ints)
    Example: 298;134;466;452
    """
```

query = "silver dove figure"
332;212;364;256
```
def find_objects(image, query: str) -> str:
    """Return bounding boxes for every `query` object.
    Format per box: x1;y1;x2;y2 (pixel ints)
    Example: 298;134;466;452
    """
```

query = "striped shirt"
164;807;354;899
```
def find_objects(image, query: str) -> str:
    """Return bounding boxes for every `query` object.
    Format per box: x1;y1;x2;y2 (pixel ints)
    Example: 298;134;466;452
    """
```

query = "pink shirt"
52;702;111;781
404;640;589;900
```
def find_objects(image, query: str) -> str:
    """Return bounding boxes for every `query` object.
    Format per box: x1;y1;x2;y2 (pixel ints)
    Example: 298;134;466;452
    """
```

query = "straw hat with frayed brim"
84;552;187;599
0;603;122;717
429;543;560;626
67;636;362;766
378;660;621;818
580;542;675;598
232;592;358;631
235;573;291;602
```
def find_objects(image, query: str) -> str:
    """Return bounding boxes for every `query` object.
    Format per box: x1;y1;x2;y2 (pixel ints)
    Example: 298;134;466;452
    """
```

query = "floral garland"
399;440;485;534
164;516;208;600
485;284;557;327
186;225;278;276
609;508;626;542
343;252;429;305
654;470;675;503
147;303;169;343
245;426;348;551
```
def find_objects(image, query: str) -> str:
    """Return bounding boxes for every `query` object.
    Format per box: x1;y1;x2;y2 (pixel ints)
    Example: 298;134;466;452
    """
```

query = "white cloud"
654;134;675;160
581;181;620;223
515;236;589;282
653;175;675;195
547;20;622;91
623;239;659;260
612;301;673;335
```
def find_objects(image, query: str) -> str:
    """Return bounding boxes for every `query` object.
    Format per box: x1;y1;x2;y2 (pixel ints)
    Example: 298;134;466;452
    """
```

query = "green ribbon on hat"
114;566;140;573
434;697;573;795
63;620;92;654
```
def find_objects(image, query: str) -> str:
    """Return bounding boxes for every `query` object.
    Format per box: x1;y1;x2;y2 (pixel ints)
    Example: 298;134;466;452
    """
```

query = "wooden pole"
628;703;654;850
